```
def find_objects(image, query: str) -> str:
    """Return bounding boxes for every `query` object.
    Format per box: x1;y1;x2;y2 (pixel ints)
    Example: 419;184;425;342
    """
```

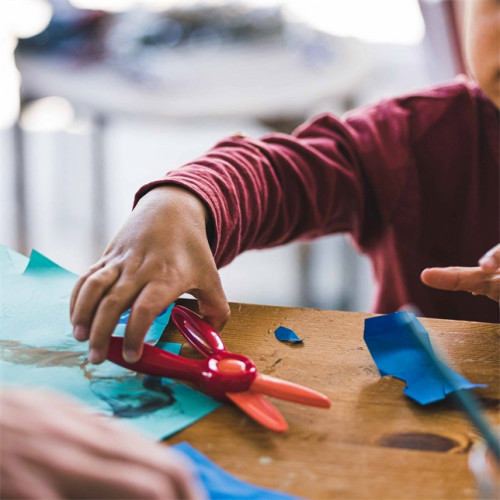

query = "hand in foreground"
421;244;500;303
70;186;230;364
0;388;206;500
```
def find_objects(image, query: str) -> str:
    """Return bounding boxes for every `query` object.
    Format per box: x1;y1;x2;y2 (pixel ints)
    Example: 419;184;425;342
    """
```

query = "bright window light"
0;0;53;39
20;97;76;132
71;0;424;45
0;0;53;128
283;0;425;45
0;36;20;129
69;0;193;11
70;0;138;11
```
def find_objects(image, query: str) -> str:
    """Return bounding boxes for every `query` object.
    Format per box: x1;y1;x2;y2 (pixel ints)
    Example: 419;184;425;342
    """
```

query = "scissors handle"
107;337;207;386
171;305;226;357
107;336;257;401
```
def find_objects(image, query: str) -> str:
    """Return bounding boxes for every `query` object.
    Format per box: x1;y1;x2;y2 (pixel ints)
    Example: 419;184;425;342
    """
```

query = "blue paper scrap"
363;311;486;405
0;245;220;439
174;443;303;500
115;303;175;344
275;326;303;343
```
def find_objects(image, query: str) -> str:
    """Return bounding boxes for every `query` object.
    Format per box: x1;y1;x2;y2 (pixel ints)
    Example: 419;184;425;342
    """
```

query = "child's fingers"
479;243;500;272
124;280;184;362
421;266;500;301
421;266;481;291
70;261;105;319
193;279;231;333
71;266;121;341
86;277;147;364
70;275;88;323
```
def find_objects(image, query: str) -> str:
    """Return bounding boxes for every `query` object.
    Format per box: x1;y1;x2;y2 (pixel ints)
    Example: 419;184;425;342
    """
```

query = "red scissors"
107;305;330;432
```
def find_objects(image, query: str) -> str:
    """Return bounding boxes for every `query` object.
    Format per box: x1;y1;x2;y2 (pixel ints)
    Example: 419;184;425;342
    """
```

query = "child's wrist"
137;185;213;238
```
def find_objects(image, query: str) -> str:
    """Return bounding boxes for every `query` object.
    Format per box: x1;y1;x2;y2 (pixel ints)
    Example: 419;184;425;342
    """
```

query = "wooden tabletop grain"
165;300;499;499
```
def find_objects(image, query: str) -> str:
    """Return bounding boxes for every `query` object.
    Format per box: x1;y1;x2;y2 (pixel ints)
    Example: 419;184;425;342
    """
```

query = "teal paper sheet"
0;245;220;439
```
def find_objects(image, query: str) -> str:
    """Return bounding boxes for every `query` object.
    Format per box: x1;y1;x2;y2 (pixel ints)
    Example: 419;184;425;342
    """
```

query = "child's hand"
420;244;500;303
1;388;206;499
478;243;500;272
70;186;230;364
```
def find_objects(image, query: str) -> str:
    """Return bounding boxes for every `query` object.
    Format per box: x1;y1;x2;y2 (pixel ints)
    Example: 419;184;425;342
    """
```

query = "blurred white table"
14;36;372;306
17;36;370;121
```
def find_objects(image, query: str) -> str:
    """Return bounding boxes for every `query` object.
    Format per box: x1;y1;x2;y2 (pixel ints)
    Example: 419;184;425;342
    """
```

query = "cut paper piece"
173;442;303;500
0;244;28;274
403;314;500;462
115;303;175;343
0;246;220;439
154;341;182;354
1;250;81;351
1;249;170;349
275;326;303;343
363;311;486;405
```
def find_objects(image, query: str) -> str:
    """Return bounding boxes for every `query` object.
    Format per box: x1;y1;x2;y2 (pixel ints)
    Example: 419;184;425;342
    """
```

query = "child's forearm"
135;118;372;268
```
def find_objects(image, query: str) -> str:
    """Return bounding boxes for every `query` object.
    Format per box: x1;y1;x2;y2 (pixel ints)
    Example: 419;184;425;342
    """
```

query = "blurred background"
1;0;466;311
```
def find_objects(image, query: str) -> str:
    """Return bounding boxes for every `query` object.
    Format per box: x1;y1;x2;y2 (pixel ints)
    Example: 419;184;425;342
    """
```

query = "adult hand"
421;244;500;303
70;186;230;364
0;388;206;499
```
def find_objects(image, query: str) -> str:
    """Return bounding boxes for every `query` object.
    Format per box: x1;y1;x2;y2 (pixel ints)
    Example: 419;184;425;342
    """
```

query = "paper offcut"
274;326;303;343
363;311;486;405
174;442;303;499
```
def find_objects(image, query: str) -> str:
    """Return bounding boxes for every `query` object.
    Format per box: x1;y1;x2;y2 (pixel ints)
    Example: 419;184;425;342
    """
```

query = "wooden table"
166;300;499;499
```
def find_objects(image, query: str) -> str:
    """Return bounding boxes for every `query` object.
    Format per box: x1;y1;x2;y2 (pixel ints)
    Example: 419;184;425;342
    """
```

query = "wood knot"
479;397;500;410
377;432;470;453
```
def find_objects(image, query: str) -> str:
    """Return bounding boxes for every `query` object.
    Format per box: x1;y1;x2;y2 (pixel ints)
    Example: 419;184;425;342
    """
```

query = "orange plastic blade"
226;391;288;432
251;373;331;408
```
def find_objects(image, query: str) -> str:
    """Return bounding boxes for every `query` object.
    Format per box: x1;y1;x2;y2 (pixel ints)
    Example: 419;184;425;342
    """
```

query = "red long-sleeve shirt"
136;77;499;323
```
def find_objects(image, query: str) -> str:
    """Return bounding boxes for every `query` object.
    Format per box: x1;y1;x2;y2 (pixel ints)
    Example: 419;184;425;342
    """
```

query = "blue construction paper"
0;246;220;439
173;443;303;500
115;303;175;343
363;312;486;405
275;326;303;343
